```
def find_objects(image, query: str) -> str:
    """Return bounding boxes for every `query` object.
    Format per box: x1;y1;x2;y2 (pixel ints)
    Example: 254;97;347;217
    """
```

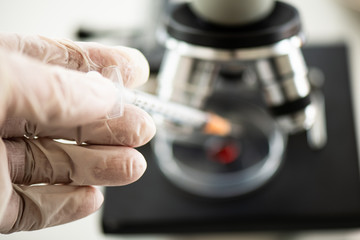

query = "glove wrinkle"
10;185;43;233
75;125;83;145
0;188;21;234
56;39;94;72
5;139;25;183
0;140;15;233
30;139;72;185
23;140;34;185
24;119;39;140
26;139;54;185
104;120;121;145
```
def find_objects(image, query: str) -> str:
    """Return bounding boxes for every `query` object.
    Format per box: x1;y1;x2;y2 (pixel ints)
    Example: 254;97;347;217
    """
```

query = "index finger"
0;48;117;127
0;33;149;88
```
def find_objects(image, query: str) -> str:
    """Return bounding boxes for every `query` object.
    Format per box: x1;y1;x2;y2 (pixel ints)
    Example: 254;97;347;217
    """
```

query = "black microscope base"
102;45;360;234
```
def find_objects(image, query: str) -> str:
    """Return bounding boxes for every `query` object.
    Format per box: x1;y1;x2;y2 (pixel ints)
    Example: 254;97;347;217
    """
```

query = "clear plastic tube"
91;66;235;136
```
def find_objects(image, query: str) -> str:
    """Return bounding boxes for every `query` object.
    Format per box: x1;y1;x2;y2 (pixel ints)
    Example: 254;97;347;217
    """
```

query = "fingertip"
136;108;157;146
75;186;104;218
132;150;148;182
124;105;157;147
114;46;150;88
90;186;104;211
92;147;147;186
116;147;147;185
107;105;156;147
121;149;147;185
76;42;150;88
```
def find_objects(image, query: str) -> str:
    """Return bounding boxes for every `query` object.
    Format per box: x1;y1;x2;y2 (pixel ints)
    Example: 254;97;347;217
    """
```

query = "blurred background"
3;0;360;239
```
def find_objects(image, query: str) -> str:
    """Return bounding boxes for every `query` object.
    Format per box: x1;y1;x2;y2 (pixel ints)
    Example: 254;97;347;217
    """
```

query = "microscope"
102;0;360;234
153;0;325;198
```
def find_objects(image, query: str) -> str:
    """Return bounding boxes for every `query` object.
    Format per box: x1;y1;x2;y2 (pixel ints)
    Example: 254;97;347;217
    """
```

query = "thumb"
0;47;117;127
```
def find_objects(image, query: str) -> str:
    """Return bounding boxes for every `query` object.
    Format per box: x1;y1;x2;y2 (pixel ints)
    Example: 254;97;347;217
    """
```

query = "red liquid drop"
210;142;240;165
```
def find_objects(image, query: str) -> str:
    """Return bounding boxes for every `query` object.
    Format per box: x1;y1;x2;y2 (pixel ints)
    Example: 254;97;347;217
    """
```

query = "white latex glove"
0;33;156;234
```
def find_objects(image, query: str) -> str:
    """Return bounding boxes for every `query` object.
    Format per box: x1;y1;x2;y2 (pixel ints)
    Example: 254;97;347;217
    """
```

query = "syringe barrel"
123;88;209;129
97;65;217;133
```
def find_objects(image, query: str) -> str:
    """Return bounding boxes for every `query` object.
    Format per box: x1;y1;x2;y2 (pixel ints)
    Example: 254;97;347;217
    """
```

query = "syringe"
122;88;232;136
94;66;235;137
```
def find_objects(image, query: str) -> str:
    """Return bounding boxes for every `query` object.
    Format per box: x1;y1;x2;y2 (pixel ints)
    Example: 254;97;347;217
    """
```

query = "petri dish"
152;101;287;198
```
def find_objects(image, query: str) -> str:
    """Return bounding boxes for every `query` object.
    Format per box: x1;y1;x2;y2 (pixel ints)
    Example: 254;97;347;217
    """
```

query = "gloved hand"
0;33;156;234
